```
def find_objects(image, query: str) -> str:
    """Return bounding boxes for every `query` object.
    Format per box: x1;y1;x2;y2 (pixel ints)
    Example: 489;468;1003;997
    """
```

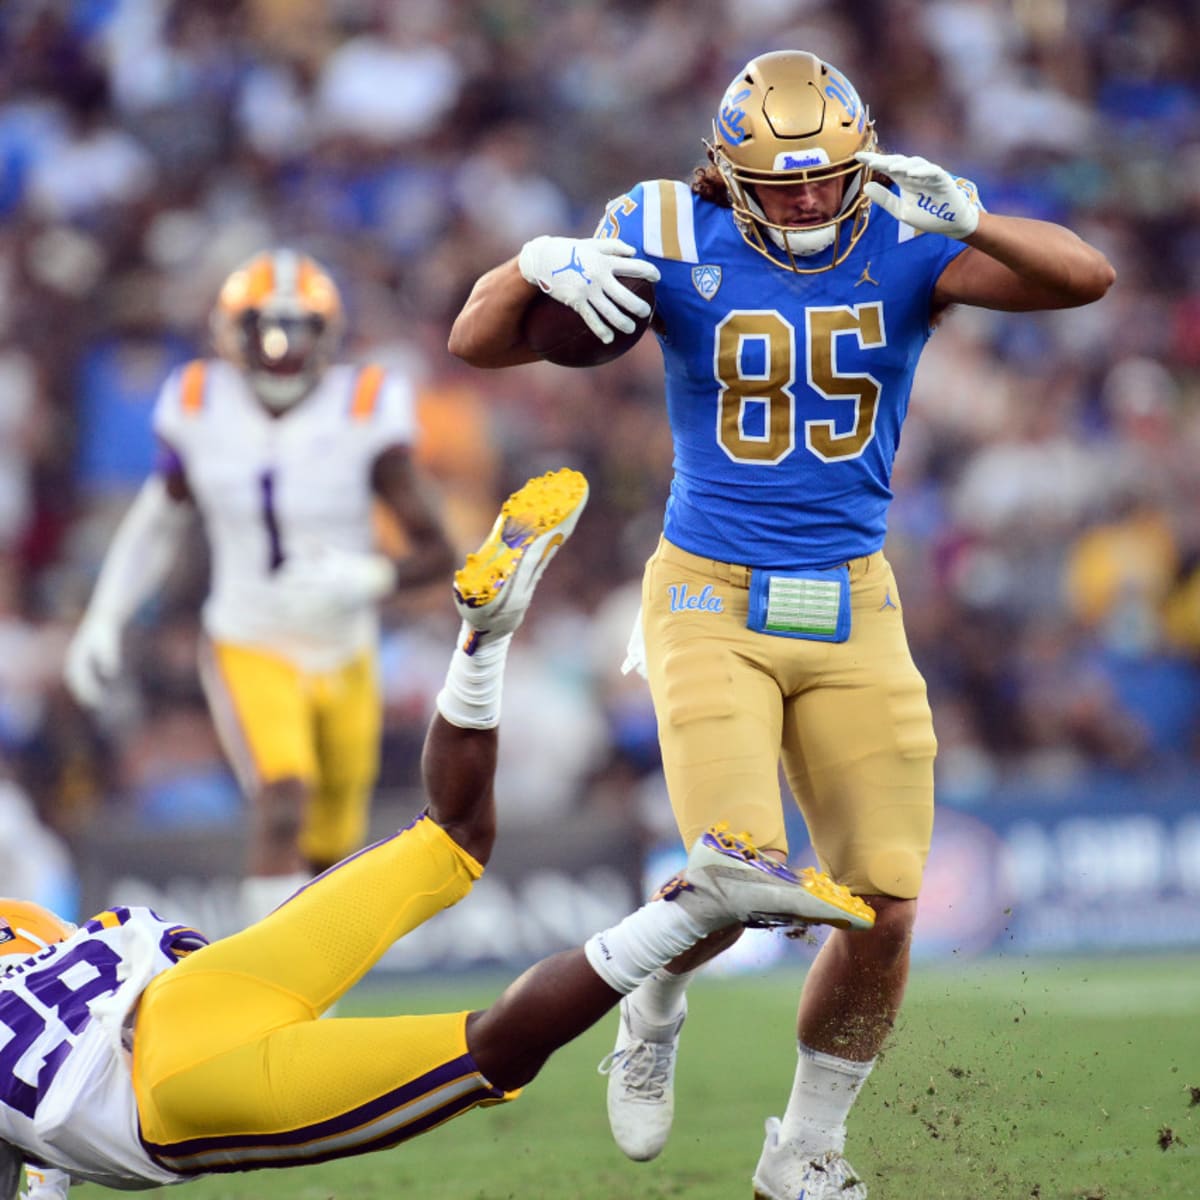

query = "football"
522;276;656;368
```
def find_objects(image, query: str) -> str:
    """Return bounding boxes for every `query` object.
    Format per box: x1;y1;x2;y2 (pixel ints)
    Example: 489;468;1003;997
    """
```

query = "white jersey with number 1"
153;359;417;672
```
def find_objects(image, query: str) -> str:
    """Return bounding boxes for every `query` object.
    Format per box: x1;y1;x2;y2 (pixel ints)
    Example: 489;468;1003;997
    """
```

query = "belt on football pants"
657;537;884;589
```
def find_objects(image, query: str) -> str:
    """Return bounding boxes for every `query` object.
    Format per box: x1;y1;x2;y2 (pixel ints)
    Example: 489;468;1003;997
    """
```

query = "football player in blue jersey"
448;49;1114;1200
0;469;872;1200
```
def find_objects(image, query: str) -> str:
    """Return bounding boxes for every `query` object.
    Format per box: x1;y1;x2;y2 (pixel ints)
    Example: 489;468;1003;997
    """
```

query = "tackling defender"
1;468;872;1199
448;50;1114;1199
64;248;454;928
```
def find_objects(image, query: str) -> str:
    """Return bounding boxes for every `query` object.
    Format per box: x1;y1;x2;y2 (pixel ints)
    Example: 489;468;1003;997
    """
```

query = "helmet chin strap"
746;166;866;257
745;193;837;256
769;222;837;256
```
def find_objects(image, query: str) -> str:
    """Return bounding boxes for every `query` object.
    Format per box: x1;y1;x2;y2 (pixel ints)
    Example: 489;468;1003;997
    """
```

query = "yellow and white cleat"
453;467;588;647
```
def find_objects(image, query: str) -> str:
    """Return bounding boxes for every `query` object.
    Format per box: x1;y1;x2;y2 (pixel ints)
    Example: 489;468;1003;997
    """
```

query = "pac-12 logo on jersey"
691;265;722;301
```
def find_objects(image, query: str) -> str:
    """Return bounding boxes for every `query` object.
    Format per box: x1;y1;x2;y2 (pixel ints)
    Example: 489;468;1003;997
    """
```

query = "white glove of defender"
22;1166;70;1200
272;545;396;623
63;611;124;710
517;236;659;345
856;151;982;239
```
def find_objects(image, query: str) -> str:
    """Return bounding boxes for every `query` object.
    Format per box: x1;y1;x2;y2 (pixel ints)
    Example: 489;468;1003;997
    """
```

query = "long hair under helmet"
707;50;877;273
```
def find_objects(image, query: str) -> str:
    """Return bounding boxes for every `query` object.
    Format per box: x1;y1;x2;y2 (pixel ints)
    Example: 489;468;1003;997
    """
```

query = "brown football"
522;276;656;368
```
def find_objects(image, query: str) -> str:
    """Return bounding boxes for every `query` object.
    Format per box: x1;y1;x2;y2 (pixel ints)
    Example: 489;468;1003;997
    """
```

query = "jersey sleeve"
917;218;971;280
595;181;649;250
151;362;187;442
886;173;981;280
596;178;705;267
149;360;206;473
350;365;418;456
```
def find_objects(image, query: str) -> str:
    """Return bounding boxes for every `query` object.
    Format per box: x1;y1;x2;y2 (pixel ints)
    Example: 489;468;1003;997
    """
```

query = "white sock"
627;966;696;1027
779;1042;875;1153
435;622;513;729
584;902;707;995
239;871;311;928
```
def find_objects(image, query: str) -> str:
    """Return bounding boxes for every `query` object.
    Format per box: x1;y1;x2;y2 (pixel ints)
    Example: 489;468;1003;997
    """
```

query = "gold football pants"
131;815;513;1175
642;537;936;899
200;638;381;865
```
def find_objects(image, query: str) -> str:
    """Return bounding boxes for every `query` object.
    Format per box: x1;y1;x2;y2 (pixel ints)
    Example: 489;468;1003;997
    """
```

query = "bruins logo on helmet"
211;248;345;410
708;51;877;273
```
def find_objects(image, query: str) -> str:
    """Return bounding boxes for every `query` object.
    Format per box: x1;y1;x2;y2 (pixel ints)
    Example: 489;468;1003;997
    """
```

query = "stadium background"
1;0;1198;973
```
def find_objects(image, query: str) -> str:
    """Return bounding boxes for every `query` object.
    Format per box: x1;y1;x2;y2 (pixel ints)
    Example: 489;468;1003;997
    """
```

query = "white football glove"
517;236;660;345
620;603;648;681
856;151;982;239
63;611;124;710
22;1166;70;1200
272;546;396;623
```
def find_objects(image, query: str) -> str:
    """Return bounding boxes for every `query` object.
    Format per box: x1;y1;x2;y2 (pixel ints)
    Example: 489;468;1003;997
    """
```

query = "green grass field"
76;954;1199;1200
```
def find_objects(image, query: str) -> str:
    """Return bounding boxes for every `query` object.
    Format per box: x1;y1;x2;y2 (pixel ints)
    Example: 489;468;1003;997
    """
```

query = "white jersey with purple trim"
153;359;418;671
0;908;207;1190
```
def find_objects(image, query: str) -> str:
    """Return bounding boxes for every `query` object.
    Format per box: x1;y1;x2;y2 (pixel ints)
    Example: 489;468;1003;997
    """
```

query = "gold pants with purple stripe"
131;816;512;1174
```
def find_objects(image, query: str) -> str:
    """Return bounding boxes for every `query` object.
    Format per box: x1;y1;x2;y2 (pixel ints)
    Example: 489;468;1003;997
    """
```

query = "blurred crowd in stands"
0;0;1197;895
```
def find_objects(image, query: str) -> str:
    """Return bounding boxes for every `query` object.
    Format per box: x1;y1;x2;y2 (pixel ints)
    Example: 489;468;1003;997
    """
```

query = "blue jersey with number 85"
596;179;968;568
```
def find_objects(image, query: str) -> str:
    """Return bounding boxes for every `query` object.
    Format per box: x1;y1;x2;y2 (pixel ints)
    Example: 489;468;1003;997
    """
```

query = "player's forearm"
85;476;190;623
390;530;456;590
964;213;1116;308
447;258;542;368
371;450;456;589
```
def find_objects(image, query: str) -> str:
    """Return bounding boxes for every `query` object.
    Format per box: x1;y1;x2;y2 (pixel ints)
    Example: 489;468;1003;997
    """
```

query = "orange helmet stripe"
243;254;277;307
296;256;341;318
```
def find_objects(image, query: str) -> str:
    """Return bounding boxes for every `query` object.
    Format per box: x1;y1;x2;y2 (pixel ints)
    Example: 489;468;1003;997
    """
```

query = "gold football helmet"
0;898;73;975
708;50;877;272
211;248;345;409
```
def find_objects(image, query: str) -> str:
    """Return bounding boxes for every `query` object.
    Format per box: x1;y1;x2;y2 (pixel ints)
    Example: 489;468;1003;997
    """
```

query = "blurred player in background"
64;248;454;928
449;49;1115;1200
0;468;872;1200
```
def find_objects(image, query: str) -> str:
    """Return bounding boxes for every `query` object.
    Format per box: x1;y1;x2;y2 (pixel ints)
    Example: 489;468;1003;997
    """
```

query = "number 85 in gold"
714;302;886;464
